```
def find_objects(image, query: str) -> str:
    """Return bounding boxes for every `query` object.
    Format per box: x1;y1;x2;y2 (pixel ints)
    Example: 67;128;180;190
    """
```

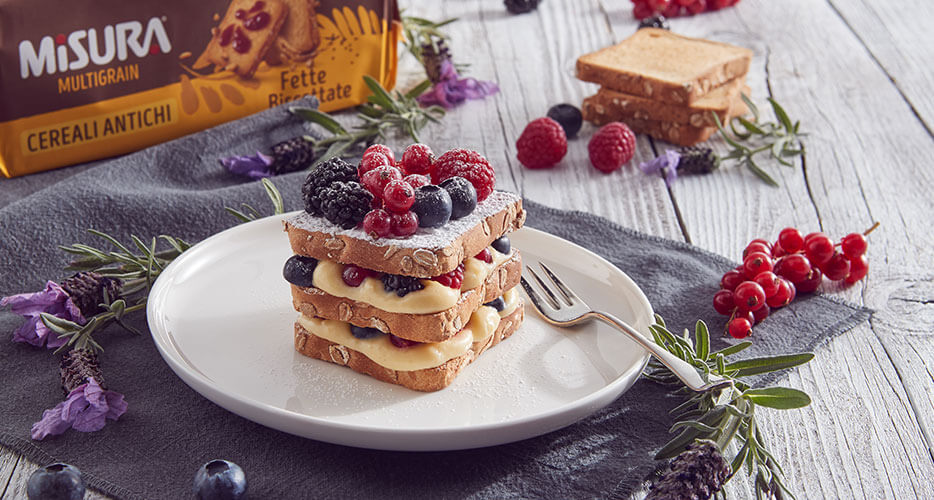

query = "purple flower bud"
219;152;275;180
417;61;499;110
638;150;681;186
31;378;127;440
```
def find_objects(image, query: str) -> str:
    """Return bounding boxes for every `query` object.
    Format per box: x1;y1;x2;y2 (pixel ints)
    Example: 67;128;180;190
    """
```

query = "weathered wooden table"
3;0;933;497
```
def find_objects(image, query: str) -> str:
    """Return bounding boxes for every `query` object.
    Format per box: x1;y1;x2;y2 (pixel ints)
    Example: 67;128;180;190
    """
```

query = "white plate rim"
147;213;654;450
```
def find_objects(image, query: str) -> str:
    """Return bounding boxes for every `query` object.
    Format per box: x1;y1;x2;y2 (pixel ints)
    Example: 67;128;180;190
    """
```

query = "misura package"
0;0;400;177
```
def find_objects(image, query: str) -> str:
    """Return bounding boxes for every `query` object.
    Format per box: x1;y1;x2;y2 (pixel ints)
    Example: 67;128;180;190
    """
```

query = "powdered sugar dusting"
287;190;521;250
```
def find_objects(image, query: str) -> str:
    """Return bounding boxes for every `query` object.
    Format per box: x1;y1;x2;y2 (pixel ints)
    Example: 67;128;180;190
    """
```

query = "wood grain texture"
3;0;933;498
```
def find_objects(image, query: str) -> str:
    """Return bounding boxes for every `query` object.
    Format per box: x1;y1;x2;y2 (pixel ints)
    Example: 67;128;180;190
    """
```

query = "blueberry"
27;463;85;500
491;235;511;255
484;297;505;312
439;176;477;219
283;255;317;287
546;104;583;138
193;460;247;500
637;15;669;31
411;185;452;228
350;325;383;339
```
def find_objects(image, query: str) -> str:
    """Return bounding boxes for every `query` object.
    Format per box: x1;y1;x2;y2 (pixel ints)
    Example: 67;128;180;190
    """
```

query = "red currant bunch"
713;223;878;339
631;0;742;21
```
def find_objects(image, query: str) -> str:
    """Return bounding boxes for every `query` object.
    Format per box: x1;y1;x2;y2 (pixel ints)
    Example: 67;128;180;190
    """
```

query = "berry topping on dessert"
516;117;568;169
491;235;511;254
439;176;477;219
358;150;393;178
484;297;506;311
403;174;431;190
363;208;392;238
390;211;419;237
412;185;453;228
382;180;416;214
400;143;435;176
283;255;318;287
302;158;357;215
317;181;372;229
342;265;373;287
431;148;496;201
363;144;395;166
431;264;464;289
475;248;493;263
546;104;583;138
361;165;403;198
350;325;383;339
381;274;425;297
389;334;420;348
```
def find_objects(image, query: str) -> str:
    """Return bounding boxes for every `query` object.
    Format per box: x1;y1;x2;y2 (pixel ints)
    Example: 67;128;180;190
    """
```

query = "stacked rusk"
576;28;754;146
284;191;526;391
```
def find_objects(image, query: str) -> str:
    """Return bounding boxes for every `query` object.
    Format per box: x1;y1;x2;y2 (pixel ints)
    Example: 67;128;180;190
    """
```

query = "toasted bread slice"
593;78;747;127
285;191;525;278
582;90;749;146
294;299;524;392
292;250;522;343
576;28;752;105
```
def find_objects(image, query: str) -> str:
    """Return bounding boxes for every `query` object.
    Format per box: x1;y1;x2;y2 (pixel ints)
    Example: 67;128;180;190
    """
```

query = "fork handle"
589;311;718;392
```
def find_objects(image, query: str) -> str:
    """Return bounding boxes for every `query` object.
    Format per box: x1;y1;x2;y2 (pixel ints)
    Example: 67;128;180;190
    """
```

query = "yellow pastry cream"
309;245;515;315
297;306;502;371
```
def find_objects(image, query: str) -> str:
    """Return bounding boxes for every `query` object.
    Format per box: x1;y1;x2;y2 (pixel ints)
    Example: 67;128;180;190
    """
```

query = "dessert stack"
576;28;753;146
282;145;526;391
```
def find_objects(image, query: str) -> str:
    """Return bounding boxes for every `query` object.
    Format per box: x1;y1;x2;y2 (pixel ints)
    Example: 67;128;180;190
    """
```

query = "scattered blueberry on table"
193;459;247;500
27;463;86;500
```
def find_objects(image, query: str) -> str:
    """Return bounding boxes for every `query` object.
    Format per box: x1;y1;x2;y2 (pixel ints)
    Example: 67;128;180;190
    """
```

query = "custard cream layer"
297;306;501;371
310;246;514;314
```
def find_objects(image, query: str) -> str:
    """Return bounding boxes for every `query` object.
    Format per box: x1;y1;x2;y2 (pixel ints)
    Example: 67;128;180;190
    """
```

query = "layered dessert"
283;144;525;391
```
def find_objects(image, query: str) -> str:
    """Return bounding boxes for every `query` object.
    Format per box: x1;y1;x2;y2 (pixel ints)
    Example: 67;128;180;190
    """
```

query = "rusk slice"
593;79;747;127
293;300;525;392
285;191;525;278
291;251;522;343
576;28;753;105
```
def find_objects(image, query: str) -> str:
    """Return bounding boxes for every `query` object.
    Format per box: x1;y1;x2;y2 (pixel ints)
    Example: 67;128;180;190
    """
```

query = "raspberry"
400;144;434;176
588;122;636;173
516;117;568;169
431;149;496;202
382;180;415;214
361;165;402;199
431;264;465;289
358;151;392;178
364;144;395;165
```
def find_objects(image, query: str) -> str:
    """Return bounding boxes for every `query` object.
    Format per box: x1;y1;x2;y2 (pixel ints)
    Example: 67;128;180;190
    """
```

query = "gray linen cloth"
0;98;869;499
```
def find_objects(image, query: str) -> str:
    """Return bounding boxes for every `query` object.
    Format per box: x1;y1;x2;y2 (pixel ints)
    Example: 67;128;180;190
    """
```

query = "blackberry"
546;104;583;138
676;146;720;175
638;15;670;31
504;0;540;15
269;137;316;175
646;440;730;500
60;272;120;318
60;348;104;394
381;274;425;297
301;158;357;215
317;181;373;229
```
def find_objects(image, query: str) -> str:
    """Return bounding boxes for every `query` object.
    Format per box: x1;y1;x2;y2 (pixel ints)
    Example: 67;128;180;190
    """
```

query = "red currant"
804;233;834;265
713;289;735;315
753;271;781;297
662;2;681;16
778;227;805;253
752;304;770;324
364;144;395;165
358;151;392;178
766;279;795;308
633;2;653;18
773;254;811;283
820;252;851;281
475;248;493;263
795;268;823;294
742;252;773;279
840;233;868;259
361;165;402;199
720;270;744;291
389;334;418;348
686;0;706;13
390;211;418;237
771;241;787;258
648;0;671;10
363;209;392;238
403;174;430;190
845;254;869;284
382;180;415;214
341;265;372;287
733;281;766;312
743;242;771;259
727;317;752;339
748;238;772;251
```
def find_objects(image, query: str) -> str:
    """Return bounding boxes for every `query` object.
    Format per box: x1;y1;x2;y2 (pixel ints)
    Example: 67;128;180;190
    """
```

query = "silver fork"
521;261;731;393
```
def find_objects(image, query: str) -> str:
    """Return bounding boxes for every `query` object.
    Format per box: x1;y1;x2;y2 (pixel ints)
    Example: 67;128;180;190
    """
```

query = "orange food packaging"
0;0;401;178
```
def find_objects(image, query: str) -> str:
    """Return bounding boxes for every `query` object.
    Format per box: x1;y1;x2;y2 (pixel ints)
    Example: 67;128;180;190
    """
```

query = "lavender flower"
31;377;127;440
417;60;499;110
219;152;275;180
1;282;85;348
639;150;681;186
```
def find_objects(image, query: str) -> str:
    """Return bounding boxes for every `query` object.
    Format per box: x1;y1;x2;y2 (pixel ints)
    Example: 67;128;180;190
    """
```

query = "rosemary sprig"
40;180;287;354
290;76;444;167
713;94;805;187
401;15;458;68
647;315;814;499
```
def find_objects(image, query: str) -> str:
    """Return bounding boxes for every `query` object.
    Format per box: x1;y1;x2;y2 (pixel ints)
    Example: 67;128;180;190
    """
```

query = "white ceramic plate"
147;213;653;451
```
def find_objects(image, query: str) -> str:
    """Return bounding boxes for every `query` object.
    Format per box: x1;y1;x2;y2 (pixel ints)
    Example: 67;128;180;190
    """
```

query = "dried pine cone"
647;440;731;500
60;272;121;318
60;348;105;394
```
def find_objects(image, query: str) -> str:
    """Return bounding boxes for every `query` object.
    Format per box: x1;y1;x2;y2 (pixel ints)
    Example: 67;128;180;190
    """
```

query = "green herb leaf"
694;320;710;361
725;353;815;378
290;107;347;135
744;387;812;409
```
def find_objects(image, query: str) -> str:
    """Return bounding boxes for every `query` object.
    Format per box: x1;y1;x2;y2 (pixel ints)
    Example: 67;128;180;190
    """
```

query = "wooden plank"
0;448;20;499
827;0;934;135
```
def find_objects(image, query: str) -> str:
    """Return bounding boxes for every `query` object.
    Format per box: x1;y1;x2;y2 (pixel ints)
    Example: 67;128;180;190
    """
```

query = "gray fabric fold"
0;99;870;499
